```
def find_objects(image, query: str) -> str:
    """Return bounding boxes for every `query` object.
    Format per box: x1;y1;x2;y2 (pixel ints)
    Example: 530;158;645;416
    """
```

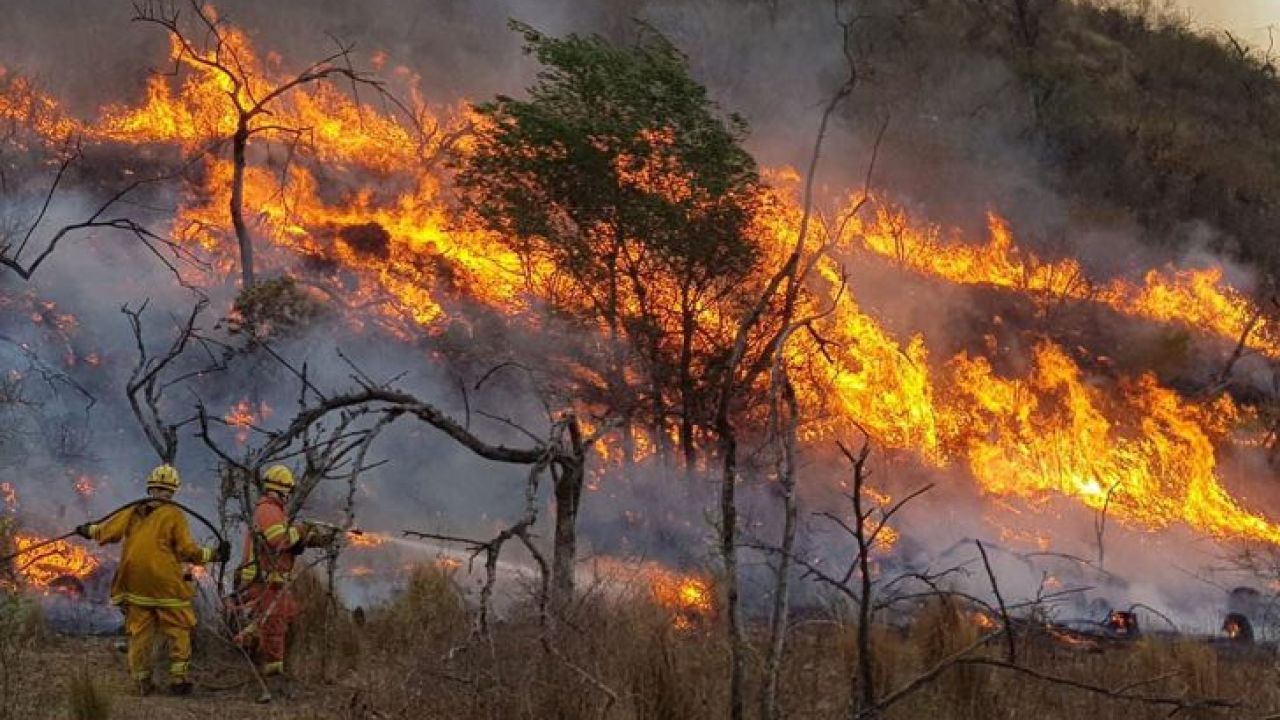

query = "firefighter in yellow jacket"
75;465;230;695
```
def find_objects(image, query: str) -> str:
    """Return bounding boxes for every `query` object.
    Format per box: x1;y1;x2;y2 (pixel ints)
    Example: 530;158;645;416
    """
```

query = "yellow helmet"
263;465;296;495
147;464;181;492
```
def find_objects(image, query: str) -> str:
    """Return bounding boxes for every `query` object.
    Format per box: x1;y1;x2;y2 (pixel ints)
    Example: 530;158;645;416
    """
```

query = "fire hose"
1;500;359;701
0;497;280;697
0;496;228;566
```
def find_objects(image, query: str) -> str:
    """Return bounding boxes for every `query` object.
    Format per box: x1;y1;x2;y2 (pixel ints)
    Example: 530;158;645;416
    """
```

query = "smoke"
0;0;1275;630
1178;0;1280;35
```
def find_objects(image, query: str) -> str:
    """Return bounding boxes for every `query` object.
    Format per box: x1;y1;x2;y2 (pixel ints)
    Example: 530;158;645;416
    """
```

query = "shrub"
66;665;110;720
225;275;327;344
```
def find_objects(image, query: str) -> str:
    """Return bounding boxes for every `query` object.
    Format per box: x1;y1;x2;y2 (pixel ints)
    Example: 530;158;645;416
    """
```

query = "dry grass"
287;568;1280;719
67;664;111;720
1;569;1277;718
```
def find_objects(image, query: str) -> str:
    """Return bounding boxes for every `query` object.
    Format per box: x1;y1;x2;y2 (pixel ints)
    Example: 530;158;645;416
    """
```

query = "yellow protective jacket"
89;501;214;608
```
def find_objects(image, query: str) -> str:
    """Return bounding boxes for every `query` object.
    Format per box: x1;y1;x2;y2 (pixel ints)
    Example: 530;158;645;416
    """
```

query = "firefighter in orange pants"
75;465;230;696
234;465;336;677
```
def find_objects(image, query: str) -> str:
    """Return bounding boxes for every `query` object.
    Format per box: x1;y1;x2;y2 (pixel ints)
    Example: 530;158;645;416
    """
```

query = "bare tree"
830;438;933;719
123;298;227;464
195;354;601;603
714;5;864;715
132;0;426;290
748;433;938;719
0;141;192;282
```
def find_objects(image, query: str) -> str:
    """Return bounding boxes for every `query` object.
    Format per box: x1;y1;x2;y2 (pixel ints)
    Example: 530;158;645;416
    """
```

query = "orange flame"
0;67;81;143
224;398;272;443
7;20;1280;552
347;531;385;548
12;534;99;590
651;570;715;630
852;203;1277;356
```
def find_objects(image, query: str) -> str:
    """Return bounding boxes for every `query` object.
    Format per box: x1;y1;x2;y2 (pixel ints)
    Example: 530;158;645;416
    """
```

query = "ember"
1223;613;1254;643
1104;610;1140;639
647;567;715;631
971;611;997;631
224;398;272;443
72;475;95;499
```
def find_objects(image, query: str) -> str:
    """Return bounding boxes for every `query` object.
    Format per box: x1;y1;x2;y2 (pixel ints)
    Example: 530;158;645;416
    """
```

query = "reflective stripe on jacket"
90;502;214;608
240;495;302;586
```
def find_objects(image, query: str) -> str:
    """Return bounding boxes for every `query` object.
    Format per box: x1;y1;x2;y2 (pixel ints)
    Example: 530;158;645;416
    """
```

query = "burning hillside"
1;5;1280;572
7;1;1280;717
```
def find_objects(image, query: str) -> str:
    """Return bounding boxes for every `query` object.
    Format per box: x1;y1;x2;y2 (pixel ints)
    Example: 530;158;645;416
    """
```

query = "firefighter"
74;464;230;696
235;464;337;677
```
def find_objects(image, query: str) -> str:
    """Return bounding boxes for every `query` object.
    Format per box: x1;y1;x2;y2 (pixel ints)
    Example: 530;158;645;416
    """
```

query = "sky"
1182;0;1280;42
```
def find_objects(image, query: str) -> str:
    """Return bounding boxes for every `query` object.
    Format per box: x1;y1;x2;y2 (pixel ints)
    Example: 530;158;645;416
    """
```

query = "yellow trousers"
123;605;196;682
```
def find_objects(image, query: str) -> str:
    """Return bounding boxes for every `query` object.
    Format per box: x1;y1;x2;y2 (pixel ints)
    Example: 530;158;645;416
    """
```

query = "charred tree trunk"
619;413;637;466
763;374;800;720
651;359;668;463
603;243;635;467
230;119;255;289
679;298;697;473
844;441;877;720
717;410;745;720
551;416;585;601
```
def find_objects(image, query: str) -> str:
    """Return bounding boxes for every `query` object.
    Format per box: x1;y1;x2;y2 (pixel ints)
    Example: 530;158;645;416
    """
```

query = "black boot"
169;679;193;696
134;677;155;697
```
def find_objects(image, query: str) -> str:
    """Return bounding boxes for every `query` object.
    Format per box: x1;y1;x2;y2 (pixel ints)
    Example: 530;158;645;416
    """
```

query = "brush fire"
47;17;1279;547
5;1;1280;715
11;534;99;594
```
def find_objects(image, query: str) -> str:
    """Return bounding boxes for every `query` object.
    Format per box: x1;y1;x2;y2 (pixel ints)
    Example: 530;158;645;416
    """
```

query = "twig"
955;658;1239;713
857;629;1004;718
975;539;1016;663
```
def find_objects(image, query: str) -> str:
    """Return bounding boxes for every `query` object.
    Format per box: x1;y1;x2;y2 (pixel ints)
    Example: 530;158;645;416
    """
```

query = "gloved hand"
74;523;93;540
215;540;232;563
301;522;339;549
317;526;341;547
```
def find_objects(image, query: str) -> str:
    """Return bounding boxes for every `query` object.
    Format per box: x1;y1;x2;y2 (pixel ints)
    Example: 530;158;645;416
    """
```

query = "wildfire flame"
851;204;1277;356
224;397;272;443
12;534;99;591
346;531;385;548
5;19;1280;553
653;573;715;630
613;562;717;630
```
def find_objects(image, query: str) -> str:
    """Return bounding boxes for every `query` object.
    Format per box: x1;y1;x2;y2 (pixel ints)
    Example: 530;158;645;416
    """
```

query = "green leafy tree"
457;21;762;468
